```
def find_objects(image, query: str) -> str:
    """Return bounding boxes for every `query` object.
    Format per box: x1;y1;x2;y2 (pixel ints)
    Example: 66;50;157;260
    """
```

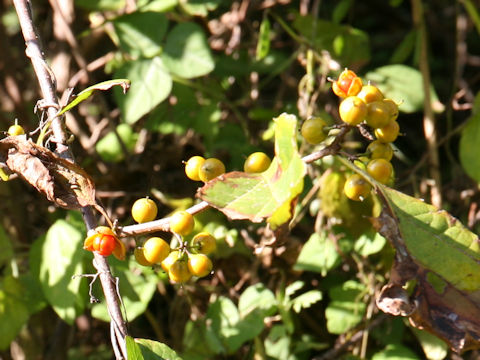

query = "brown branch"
13;1;128;358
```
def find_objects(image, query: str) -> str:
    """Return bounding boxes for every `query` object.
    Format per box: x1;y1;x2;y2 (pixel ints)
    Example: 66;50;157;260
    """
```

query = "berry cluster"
333;69;400;201
131;201;216;283
184;151;272;182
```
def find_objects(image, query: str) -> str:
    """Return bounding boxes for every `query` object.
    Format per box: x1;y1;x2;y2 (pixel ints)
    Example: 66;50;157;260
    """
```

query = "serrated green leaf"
96;123;138;162
238;283;277;318
365;65;443;113
91;256;157;322
198;113;306;229
136;338;183;360
57;79;130;116
114;57;172;124
294;232;340;276
0;276;30;350
256;17;271;61
126;336;144;360
383;187;480;293
30;219;86;324
372;344;420;360
113;12;168;58
162;22;214;79
291;290;322;313
460;106;480;182
325;280;366;334
285;280;305;300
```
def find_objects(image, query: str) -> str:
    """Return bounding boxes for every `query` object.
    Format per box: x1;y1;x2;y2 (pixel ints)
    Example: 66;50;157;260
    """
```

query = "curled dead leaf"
0;136;111;224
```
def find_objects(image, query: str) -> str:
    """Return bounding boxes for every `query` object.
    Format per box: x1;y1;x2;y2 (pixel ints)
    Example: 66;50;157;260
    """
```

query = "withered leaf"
0;136;97;210
374;186;480;353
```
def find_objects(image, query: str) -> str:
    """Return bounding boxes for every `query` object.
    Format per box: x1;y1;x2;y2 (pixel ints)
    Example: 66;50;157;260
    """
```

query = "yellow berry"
143;237;170;264
199;158;226;182
188;254;213;278
185;156;205;181
301;117;328;145
191;232;216;254
366;140;394;161
339;96;367;126
244;152;271;173
7;124;25;136
131;198;158;223
357;84;384;104
367;159;393;184
170;211;195;236
134;247;153;267
375;120;400;143
343;174;371;201
169;260;192;283
365;101;391;129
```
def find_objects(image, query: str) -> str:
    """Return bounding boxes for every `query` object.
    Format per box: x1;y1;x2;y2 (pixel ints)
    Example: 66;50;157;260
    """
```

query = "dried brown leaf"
0;136;97;209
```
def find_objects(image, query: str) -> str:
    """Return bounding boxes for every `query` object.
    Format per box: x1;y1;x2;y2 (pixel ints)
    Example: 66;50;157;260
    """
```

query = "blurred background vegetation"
1;0;480;359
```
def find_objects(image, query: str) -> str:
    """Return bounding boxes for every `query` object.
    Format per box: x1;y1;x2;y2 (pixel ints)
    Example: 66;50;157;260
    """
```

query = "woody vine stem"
12;1;128;359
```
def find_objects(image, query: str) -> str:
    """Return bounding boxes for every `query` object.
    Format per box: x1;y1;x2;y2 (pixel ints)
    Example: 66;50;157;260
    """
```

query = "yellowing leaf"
198;113;305;229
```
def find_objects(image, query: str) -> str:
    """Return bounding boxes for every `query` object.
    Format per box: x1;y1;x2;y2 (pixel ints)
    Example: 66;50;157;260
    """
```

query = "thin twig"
411;0;442;207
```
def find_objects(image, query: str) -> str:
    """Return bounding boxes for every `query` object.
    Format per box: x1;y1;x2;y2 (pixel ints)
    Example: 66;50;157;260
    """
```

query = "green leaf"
198;113;306;229
113;12;168;58
205;296;265;354
137;0;178;12
264;325;293;360
0;224;13;267
162;22;215;79
96;123;138;162
293;16;370;66
383;187;480;293
179;0;221;16
354;231;387;257
332;0;353;24
294;232;340;276
291;290;322;313
114;57;172;124
459;99;480;182
91;256;157;322
0;276;30;350
411;328;448;360
30;219;86;324
75;0;125;11
285;280;305;300
256;17;271;61
238;283;277;318
325;280;366;334
372;344;420;360
136;338;183;360
390;29;417;64
126;336;144;360
57;79;130;116
365;65;443;113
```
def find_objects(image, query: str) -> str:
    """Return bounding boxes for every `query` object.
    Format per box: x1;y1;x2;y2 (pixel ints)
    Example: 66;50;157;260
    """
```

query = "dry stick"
411;0;442;208
12;1;128;358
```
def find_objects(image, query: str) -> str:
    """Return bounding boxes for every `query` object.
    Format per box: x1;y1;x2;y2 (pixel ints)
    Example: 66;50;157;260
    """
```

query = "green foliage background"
0;0;479;359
